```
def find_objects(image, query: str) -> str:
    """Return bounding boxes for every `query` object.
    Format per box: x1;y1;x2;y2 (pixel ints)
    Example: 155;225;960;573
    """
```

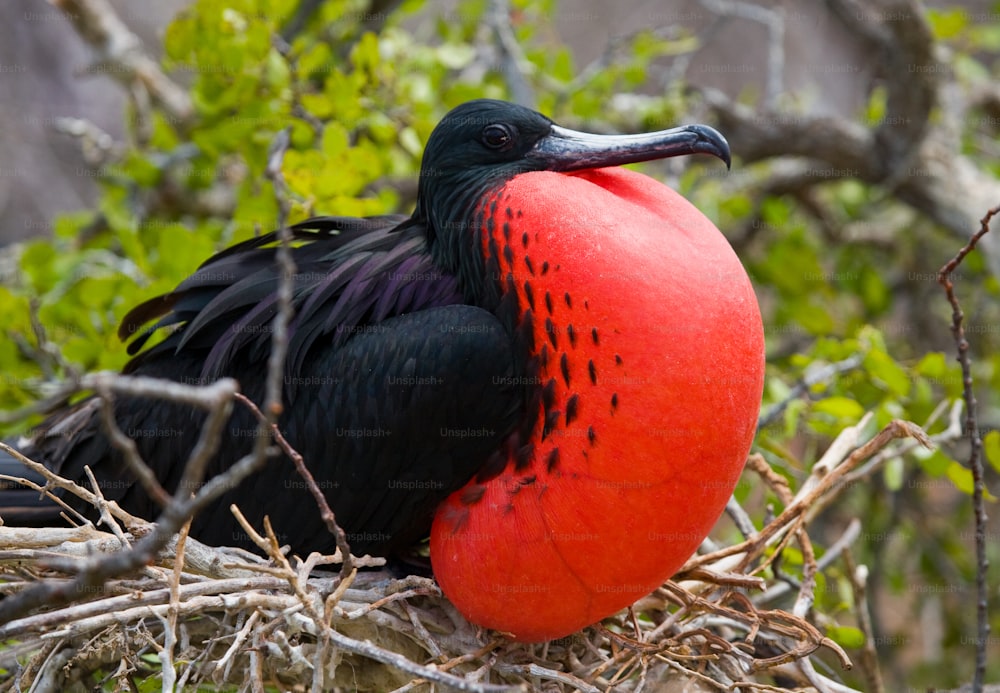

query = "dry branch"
694;0;1000;273
936;204;998;693
50;0;193;124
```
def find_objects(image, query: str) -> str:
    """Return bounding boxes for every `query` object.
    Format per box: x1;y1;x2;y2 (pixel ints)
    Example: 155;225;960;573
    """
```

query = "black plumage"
0;99;731;558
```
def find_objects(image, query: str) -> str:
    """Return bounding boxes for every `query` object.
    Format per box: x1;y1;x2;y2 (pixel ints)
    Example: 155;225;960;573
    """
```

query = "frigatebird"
0;99;764;641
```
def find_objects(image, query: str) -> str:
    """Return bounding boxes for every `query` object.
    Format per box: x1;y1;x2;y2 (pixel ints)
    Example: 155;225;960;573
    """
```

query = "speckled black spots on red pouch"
545;317;558;349
546;447;560;472
523;281;535;311
565;394;579;426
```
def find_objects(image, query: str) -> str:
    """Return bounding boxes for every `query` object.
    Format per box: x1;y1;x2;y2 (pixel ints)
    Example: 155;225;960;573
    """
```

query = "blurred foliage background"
1;0;998;689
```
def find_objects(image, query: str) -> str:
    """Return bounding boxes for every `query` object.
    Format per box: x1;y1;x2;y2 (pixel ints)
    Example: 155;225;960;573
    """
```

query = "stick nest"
0;413;938;692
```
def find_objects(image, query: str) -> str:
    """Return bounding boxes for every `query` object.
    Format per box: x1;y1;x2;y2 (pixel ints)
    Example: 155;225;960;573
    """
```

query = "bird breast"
431;166;765;642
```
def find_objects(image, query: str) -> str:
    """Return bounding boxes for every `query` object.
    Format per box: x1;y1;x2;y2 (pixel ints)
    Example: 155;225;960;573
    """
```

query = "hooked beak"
528;123;731;171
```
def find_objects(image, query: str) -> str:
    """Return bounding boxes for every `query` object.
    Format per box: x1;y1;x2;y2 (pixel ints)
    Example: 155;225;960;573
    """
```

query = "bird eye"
482;124;514;150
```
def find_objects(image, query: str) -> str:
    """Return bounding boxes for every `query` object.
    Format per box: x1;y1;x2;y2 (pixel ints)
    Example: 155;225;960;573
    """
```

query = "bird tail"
0;445;65;525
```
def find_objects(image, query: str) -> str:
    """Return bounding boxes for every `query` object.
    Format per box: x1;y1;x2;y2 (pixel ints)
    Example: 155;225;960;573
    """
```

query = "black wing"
1;216;524;556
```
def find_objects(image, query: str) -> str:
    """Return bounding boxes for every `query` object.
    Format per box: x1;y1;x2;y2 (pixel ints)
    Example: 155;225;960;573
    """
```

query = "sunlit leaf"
827;625;866;650
985;431;1000;474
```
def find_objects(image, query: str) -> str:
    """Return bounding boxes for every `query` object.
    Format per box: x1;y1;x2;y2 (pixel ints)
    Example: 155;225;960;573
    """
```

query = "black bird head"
412;99;731;303
414;99;730;231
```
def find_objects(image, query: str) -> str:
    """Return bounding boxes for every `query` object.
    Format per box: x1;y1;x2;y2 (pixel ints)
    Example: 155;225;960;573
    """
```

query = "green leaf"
550;47;574;83
865;85;887;125
766;376;791;402
351;32;382;74
926;8;969;40
863;349;911;398
915;352;947;378
915;447;951;477
399;126;423;157
945;460;975;495
953;53;990;82
265;48;291;90
298;42;333;78
19;241;60;293
321;121;350;159
782;398;806;438
436;42;476;70
121;152;162;187
859;266;889;313
883;456;904;491
813;396;865;422
827;625;866;650
984;431;1000;474
969;23;1000;51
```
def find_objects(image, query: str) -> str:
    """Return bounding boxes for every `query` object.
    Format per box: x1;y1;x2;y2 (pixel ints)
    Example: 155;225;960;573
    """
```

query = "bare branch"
697;0;785;107
0;374;274;624
51;0;194;124
685;418;932;573
694;0;1000;274
234;393;356;576
487;0;537;109
844;550;885;693
937;204;998;692
757;355;863;431
94;388;171;508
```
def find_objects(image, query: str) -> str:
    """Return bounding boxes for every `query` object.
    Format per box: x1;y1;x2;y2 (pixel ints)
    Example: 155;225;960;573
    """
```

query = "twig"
263;128;357;578
496;663;595;693
93;387;171;508
754;519;861;606
0;371;279;625
25;298;81;380
265;128;293;233
685;418;931;572
0;442;136;528
791;526;818;620
233;393;356;577
796;656;862;693
724;494;758;539
698;0;785;108
843;549;884;693
0;576;288;642
0;372;241;426
286;610;523;693
757;355;863;431
158;520;189;691
82;466;129;544
273;39;324;140
936;203;998;693
260;125;295;445
51;0;193;123
249;626;265;693
487;0;536;108
841;399;964;486
35;592;298;641
214;610;260;681
50;117;122;168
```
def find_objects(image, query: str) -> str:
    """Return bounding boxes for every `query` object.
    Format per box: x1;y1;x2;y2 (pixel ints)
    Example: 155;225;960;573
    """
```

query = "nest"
0;408;944;692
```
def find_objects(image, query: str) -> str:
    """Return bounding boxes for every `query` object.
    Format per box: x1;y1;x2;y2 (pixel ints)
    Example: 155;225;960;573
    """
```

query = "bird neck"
416;174;506;311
